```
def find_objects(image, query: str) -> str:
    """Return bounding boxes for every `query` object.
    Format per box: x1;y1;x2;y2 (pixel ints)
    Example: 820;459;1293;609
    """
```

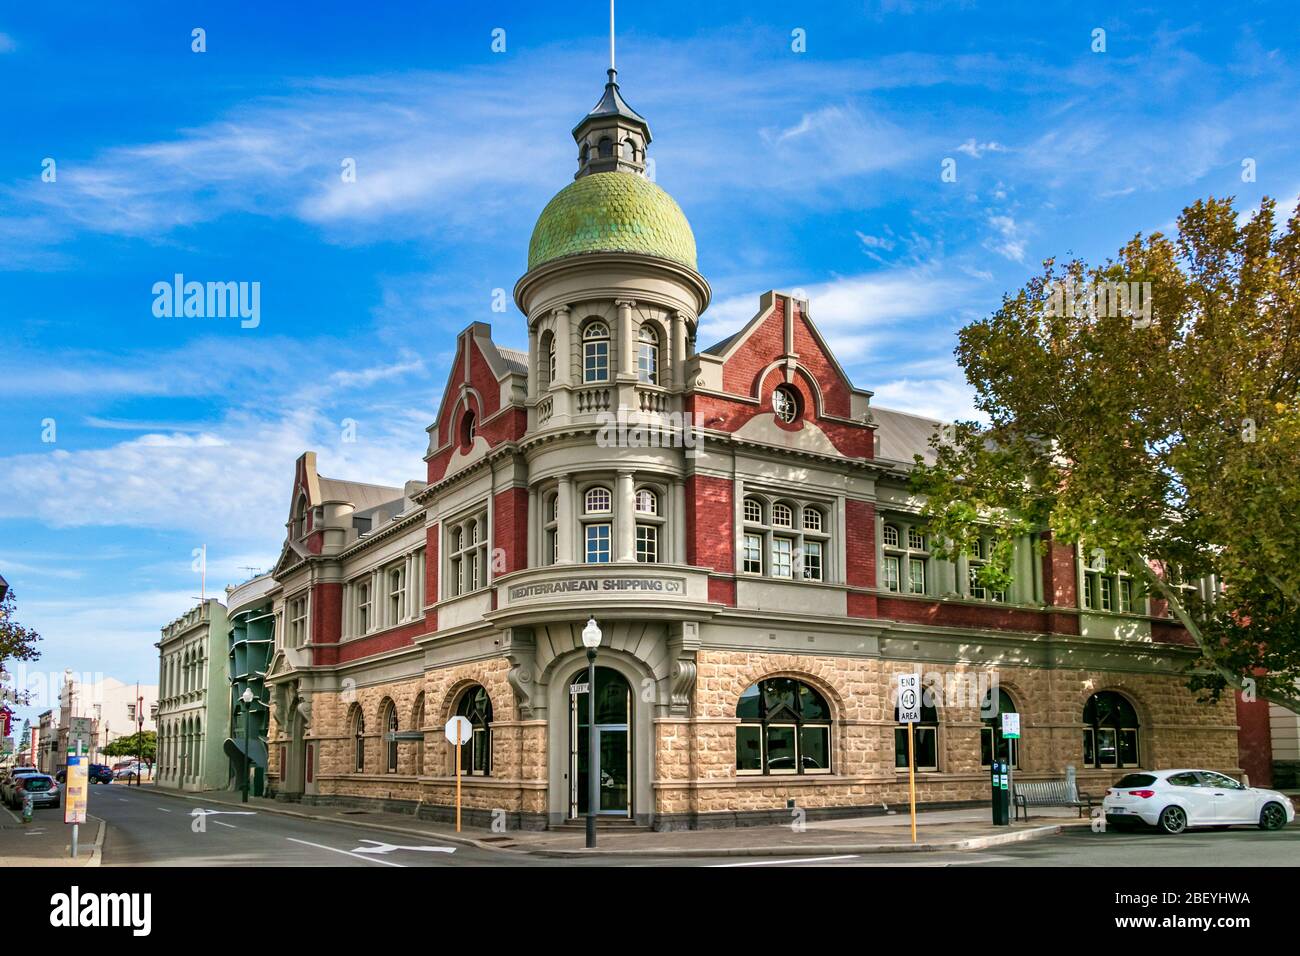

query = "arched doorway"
568;666;631;818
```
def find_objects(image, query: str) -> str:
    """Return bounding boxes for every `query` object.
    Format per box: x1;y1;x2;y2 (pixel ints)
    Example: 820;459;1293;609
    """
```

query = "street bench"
1013;778;1096;821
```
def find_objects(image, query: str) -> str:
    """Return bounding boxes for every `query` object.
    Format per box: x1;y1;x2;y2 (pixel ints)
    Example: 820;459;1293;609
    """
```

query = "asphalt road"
89;785;1300;867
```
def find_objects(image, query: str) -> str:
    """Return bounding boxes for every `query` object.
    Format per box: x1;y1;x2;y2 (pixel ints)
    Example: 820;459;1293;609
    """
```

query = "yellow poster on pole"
64;755;88;825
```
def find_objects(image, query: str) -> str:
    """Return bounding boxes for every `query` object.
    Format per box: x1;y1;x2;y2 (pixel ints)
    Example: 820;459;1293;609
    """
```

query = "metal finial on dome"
571;0;651;179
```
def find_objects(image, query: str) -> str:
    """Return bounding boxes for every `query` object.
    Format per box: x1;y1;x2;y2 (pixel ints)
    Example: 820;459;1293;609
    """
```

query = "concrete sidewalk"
140;785;1085;858
0;803;104;867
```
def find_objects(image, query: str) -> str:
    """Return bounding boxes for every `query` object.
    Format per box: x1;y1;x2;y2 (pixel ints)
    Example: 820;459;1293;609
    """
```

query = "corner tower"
515;67;710;431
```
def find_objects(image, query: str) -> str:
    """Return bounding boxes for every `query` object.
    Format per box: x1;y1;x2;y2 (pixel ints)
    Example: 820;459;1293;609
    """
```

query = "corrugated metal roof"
871;406;945;465
497;347;529;377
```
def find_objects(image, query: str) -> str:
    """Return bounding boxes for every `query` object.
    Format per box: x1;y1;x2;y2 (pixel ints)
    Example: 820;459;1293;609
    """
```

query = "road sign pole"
455;724;462;833
71;740;81;859
907;721;916;843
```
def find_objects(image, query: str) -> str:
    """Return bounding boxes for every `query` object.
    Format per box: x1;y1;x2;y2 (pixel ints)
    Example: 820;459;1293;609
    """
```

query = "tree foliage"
911;196;1300;713
0;588;41;666
103;730;156;762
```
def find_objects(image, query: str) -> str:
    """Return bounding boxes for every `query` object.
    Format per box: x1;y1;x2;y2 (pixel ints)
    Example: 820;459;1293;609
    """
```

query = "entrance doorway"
569;666;631;818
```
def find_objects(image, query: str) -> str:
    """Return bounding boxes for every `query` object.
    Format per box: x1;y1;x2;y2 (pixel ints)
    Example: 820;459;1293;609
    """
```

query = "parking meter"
990;760;1009;825
21;789;33;824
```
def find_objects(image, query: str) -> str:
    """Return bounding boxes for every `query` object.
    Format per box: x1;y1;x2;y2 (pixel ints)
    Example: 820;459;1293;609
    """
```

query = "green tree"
911;195;1300;714
18;719;31;750
103;730;156;763
0;588;41;666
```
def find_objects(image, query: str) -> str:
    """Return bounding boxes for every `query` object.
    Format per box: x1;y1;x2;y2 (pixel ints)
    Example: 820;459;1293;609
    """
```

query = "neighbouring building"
260;60;1248;830
41;674;159;777
1270;702;1300;788
225;574;276;797
156;599;230;791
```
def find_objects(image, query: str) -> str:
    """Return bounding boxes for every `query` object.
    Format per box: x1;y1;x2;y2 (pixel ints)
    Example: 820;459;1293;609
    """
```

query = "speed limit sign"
897;673;922;723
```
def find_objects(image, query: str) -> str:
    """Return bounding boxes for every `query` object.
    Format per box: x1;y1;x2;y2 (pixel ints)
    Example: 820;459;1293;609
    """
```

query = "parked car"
7;772;60;810
54;763;114;784
1103;769;1296;834
1;766;39;803
114;765;141;781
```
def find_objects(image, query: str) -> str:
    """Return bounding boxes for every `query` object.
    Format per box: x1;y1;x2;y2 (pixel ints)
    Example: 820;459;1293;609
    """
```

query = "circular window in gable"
772;385;800;424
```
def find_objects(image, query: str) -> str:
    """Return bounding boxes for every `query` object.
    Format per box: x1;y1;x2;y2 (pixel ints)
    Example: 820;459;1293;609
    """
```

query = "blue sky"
2;1;1299;727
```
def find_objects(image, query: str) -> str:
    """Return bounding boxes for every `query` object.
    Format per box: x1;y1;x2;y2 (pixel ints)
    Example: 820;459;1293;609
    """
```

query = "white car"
1103;769;1295;834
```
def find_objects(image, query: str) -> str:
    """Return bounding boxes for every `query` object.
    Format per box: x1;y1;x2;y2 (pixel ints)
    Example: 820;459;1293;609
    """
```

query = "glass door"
570;666;631;817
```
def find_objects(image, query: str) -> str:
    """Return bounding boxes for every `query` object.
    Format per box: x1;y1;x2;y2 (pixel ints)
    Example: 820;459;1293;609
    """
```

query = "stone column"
616;299;636;379
556;476;574;564
671;478;686;564
553;307;571;388
673;312;688;386
527;487;539;567
616;470;636;562
526;324;538;400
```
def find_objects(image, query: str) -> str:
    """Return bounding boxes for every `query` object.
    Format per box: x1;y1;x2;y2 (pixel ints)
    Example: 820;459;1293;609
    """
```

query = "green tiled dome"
527;172;697;272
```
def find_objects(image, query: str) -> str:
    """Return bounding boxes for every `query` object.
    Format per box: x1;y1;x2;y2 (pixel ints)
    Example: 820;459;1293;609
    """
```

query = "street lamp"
240;687;254;803
580;617;602;849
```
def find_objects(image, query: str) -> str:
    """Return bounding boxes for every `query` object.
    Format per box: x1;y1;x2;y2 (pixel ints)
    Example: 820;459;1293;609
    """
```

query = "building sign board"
1001;712;1021;739
64;756;88;825
509;576;685;601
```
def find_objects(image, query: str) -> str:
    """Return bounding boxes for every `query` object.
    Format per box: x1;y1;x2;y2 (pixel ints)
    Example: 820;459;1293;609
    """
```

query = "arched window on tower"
637;325;659;385
583;322;610;383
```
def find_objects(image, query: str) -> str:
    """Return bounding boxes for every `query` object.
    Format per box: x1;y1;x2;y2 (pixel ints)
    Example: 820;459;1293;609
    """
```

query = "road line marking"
157;807;171;812
213;821;237;829
286;837;407;867
708;854;860;867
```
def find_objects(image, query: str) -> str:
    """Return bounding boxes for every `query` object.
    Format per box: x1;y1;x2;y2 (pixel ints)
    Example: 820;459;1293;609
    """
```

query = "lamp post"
240;687;254;803
580;617;602;849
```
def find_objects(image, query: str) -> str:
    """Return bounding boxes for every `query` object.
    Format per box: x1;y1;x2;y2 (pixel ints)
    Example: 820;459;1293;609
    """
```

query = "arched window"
412;693;426;775
584;486;611;514
582;485;613;563
634;487;663;563
743;497;763;524
981;688;1020;768
895;682;939;771
460;410;476;448
771;503;793;528
883;524;900;548
383;701;399;774
802;506;823;532
736;677;831;775
1083;691;1140;769
583;321;610;382
540;330;556;387
636;325;659;385
291;494;307;538
351;708;365;774
597;137;613;159
456;685;493;775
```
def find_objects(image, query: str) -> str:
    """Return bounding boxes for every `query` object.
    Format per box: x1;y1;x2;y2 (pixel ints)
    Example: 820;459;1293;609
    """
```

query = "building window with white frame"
356;581;371;634
543;492;559;565
742;493;832;583
882;521;929;595
288;595;308;648
583;321;610;383
966;536;1006;602
585;523;611;563
634;486;663;563
637;324;659;385
387;564;406;623
448;512;489;596
635;524;658;563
